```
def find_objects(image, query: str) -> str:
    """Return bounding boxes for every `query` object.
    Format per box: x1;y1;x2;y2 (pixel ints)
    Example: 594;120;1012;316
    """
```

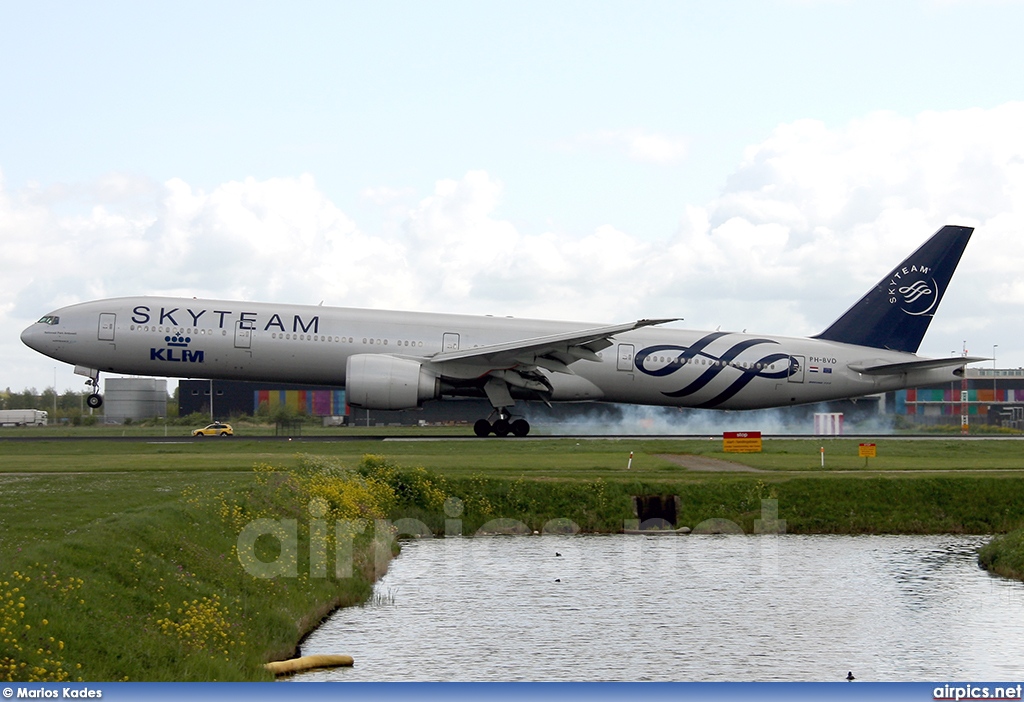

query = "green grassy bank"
3;438;1024;680
978;528;1024;579
425;473;1024;535
0;458;402;682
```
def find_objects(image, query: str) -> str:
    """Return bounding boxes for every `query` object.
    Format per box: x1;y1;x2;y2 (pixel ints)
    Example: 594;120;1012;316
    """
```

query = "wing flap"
429;318;678;366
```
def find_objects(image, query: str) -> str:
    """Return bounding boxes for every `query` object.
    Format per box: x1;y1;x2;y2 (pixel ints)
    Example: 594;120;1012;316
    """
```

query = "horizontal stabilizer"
848;356;987;376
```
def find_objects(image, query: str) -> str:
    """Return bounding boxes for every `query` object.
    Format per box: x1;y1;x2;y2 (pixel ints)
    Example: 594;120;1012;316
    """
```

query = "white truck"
0;409;49;426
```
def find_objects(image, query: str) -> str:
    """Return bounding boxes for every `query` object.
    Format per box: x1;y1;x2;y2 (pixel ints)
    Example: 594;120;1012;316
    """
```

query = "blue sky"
3;1;1024;393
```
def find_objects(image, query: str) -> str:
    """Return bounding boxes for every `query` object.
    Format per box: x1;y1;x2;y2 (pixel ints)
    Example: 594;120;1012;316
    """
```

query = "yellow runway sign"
723;431;762;453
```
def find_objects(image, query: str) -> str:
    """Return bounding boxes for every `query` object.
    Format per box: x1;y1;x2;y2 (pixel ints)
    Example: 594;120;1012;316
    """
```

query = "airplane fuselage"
22;295;964;412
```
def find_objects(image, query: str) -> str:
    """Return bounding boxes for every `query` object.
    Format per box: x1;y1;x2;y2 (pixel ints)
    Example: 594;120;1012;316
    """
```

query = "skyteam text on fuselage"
21;225;982;436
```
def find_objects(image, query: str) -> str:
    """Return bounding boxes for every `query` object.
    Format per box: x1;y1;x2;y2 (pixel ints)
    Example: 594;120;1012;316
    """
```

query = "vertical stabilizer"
813;225;973;353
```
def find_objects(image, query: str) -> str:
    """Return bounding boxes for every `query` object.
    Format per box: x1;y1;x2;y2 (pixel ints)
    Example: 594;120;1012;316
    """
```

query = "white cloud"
694;103;1024;357
358;186;417;207
570;129;690;164
7;102;1024;390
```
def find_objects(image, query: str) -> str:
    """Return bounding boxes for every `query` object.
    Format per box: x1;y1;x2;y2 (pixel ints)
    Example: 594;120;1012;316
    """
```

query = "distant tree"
270;403;303;425
9;389;38;410
181;411;209;427
58;390;81;412
255;400;271;420
40;388;56;413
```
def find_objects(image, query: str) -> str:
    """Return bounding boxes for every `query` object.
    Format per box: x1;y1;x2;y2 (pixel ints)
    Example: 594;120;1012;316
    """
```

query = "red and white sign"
723;431;762;453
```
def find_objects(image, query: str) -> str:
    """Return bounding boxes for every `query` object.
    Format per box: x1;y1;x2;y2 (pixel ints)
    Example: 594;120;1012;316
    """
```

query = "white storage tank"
103;378;168;423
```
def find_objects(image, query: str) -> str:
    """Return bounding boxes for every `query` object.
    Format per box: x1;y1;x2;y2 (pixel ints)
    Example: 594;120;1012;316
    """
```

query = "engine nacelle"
345;354;440;410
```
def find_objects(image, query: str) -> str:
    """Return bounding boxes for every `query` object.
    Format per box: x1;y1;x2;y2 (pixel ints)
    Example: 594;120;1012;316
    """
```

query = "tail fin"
813;225;973;353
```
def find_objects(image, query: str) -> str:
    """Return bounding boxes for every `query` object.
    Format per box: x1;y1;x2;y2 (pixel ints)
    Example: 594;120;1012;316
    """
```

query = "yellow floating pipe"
265;654;354;676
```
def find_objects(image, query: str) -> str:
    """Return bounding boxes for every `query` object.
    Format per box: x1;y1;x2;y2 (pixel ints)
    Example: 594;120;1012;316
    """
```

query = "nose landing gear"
78;369;103;408
473;410;530;437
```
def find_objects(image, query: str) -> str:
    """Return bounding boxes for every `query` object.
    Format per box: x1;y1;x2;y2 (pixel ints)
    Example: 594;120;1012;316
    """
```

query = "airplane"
21;225;983;437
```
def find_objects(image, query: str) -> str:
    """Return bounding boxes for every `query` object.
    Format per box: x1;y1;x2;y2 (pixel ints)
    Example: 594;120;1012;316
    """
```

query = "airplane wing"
429;318;678;373
848;356;988;376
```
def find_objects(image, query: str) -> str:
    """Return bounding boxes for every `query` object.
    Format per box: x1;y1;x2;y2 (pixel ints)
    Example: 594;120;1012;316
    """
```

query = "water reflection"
292;534;1024;682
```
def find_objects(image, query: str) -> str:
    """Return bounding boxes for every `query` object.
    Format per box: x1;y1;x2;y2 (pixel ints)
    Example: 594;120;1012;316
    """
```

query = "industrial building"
174;367;1024;431
895;368;1024;427
177;378;484;426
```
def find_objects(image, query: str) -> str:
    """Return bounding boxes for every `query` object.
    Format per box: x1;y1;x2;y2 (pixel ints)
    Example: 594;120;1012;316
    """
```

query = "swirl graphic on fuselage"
635;332;794;409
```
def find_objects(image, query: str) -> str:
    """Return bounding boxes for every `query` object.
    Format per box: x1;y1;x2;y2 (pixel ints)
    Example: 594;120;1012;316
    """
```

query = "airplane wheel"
86;393;103;409
473;419;492;437
511;419;530;437
492;419;511;437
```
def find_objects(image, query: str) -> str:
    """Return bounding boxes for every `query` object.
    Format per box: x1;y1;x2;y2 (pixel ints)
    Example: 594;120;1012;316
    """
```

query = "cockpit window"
37;315;59;325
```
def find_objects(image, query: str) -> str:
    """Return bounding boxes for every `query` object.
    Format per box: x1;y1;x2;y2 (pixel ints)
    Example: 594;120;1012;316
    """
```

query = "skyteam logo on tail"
887;264;939;317
151;334;204;363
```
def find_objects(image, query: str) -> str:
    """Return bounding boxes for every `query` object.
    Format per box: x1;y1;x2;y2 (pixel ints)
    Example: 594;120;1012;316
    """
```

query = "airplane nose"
21;322;44;352
21;324;37;349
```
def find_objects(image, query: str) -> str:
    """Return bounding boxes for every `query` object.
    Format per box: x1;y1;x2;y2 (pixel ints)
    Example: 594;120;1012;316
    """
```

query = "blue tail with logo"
813;225;973;353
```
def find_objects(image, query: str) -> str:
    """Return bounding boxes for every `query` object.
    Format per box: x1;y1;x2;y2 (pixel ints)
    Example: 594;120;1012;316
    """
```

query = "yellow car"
192;422;234;437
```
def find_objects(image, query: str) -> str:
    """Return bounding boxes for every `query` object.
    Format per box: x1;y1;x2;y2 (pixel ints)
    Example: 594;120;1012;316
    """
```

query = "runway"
2;432;1023;443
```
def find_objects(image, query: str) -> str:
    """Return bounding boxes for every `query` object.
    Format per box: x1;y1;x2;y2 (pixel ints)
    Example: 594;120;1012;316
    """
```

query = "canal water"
291;534;1023;682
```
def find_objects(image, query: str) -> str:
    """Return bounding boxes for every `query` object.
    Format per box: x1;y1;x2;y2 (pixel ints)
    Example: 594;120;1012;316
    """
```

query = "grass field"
2;433;1024;681
4;433;1024;475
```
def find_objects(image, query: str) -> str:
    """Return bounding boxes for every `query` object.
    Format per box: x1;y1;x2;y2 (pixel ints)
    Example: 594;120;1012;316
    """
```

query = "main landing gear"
473;409;530;437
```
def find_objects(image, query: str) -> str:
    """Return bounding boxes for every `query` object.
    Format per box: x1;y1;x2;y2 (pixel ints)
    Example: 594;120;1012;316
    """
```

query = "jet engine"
345;354;440;410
